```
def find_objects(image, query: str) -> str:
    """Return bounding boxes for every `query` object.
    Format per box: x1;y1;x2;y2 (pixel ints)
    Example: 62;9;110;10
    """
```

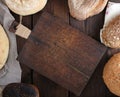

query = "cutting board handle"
9;21;31;39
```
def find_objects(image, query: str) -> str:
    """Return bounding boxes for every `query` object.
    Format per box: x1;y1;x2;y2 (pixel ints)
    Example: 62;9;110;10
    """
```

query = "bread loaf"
103;53;120;96
68;0;108;20
4;0;47;16
101;15;120;48
0;25;9;69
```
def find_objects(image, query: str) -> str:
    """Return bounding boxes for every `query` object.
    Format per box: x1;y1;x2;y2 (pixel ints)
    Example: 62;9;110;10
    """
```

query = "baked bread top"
5;0;47;16
103;53;120;96
68;0;108;20
101;15;120;48
0;25;9;69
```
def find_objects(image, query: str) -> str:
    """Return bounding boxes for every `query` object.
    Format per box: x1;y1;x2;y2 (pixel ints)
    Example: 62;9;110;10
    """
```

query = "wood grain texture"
33;72;68;97
86;10;106;41
69;17;86;34
20;16;33;83
18;12;107;96
32;0;69;97
52;0;69;23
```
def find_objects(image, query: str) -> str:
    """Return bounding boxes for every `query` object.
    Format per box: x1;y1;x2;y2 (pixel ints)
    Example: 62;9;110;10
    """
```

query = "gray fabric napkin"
0;1;22;86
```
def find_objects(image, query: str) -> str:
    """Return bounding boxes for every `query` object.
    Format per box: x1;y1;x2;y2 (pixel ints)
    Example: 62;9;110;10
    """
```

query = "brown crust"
68;0;108;20
102;15;120;48
88;0;108;17
2;83;40;97
68;0;98;20
103;53;120;96
5;0;47;16
29;84;40;97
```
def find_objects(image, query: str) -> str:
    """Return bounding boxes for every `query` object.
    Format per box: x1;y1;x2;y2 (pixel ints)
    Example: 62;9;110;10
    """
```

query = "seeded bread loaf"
101;15;120;48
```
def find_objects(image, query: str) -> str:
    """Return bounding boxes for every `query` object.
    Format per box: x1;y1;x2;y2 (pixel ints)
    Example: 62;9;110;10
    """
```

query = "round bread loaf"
103;53;120;96
4;0;47;16
101;15;120;48
3;83;39;97
0;25;9;69
68;0;108;20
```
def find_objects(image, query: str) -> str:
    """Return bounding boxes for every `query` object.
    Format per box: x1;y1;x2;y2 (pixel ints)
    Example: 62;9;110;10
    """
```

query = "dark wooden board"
18;12;107;96
32;1;69;97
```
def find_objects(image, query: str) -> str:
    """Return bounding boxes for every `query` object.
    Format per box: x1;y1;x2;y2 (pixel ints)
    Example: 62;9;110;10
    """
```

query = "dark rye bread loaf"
2;83;40;97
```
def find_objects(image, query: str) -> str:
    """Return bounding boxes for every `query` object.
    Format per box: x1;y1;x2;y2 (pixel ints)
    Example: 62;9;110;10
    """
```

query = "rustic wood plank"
32;1;69;97
52;0;69;23
86;10;105;41
43;0;52;13
33;72;69;97
69;17;86;34
70;52;110;97
20;16;33;83
51;0;70;96
18;12;107;96
32;16;69;97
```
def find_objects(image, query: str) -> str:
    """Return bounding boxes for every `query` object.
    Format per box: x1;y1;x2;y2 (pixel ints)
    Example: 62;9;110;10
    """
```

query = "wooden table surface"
12;0;120;97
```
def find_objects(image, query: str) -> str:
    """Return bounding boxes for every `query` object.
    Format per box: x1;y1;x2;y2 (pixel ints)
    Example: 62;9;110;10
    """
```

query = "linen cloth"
0;1;22;96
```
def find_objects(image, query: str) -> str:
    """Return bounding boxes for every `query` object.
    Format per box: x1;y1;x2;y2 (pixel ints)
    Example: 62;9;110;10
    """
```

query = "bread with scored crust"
68;0;108;20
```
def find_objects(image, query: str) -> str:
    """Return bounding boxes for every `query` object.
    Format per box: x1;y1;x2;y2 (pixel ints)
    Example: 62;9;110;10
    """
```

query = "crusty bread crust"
89;0;108;17
68;0;108;20
5;0;47;16
101;15;120;48
0;25;9;69
103;53;120;96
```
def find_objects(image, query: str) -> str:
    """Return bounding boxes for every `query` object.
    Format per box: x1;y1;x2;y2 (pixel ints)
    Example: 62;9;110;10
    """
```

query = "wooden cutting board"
15;12;107;96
